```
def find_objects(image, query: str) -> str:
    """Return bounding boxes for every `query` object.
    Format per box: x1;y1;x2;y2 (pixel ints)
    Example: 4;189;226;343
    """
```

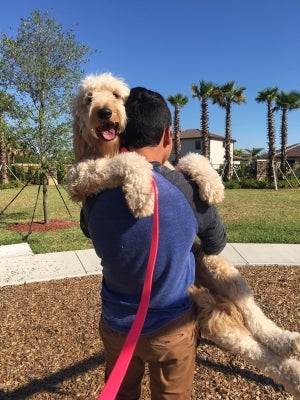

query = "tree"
255;87;278;183
274;90;300;176
244;147;265;161
0;10;93;222
233;148;243;157
0;91;16;184
212;81;246;181
191;80;215;159
167;93;188;164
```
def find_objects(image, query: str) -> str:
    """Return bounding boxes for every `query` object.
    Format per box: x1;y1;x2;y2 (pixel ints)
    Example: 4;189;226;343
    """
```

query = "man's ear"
163;126;172;147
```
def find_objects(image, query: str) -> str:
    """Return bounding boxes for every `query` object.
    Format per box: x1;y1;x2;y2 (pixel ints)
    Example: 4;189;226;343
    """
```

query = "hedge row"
7;164;68;185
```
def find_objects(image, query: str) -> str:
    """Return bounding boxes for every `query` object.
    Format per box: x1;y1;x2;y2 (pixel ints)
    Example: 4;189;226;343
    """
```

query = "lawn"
0;185;92;253
0;185;299;253
218;187;300;243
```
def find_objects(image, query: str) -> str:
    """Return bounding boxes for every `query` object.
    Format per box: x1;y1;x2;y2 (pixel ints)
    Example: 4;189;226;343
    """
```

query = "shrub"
56;163;67;184
224;180;240;189
240;179;268;189
223;178;271;189
8;163;71;185
26;165;36;183
0;180;21;189
276;178;300;188
257;180;268;189
9;165;26;182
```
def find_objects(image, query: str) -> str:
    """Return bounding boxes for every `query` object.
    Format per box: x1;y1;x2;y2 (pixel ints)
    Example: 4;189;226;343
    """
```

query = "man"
81;87;226;399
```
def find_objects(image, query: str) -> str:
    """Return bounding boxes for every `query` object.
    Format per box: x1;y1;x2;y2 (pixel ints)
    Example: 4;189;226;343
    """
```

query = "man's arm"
79;197;98;239
153;163;227;255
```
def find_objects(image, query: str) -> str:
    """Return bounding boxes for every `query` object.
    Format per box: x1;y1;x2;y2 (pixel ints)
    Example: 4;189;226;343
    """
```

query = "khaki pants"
99;308;197;400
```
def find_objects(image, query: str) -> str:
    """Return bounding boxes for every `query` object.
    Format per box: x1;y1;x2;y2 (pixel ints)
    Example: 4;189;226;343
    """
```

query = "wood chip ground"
0;265;299;399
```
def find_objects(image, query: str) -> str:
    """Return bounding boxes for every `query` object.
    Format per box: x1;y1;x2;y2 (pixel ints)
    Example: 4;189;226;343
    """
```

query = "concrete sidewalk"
0;242;300;287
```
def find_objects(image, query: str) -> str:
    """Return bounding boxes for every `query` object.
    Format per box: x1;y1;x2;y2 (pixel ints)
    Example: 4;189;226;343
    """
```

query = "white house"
169;129;235;169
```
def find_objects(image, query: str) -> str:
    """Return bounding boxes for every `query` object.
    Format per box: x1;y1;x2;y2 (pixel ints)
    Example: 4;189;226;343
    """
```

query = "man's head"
122;87;172;150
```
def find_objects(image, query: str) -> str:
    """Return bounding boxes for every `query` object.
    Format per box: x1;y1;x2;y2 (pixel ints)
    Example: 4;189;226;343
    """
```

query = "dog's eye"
113;92;121;99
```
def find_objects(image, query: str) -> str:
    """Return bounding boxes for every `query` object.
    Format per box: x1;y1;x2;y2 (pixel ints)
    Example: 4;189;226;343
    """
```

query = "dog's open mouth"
95;123;119;141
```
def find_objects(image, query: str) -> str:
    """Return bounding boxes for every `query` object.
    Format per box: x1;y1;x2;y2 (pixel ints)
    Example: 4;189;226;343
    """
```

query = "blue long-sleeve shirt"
80;162;226;333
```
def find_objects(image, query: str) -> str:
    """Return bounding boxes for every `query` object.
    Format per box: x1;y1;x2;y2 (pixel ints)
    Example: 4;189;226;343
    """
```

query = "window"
195;140;201;150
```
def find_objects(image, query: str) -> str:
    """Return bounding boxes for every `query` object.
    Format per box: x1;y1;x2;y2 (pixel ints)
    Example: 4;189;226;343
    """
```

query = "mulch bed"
0;266;299;399
6;220;77;232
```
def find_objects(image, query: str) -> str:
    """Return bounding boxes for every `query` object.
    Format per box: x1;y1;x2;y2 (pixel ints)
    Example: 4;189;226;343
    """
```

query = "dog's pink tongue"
102;128;116;141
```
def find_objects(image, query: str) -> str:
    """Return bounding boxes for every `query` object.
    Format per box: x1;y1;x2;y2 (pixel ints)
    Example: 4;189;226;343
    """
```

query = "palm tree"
274;90;300;176
212;81;246;181
167;93;188;164
255;87;278;183
191;80;215;159
244;147;265;161
0;91;16;184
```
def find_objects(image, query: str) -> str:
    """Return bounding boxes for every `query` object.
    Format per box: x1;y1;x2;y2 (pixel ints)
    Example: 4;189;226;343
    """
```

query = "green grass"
218;188;300;243
0;185;300;253
0;185;92;253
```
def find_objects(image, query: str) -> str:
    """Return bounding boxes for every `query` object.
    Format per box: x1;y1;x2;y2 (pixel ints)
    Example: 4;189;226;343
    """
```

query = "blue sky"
1;0;299;150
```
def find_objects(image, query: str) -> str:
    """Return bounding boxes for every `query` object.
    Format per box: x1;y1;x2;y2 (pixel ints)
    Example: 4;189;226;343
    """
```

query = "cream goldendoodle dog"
67;73;300;399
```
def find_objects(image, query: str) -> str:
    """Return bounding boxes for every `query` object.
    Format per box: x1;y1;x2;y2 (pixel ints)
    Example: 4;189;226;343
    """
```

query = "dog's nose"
98;108;112;120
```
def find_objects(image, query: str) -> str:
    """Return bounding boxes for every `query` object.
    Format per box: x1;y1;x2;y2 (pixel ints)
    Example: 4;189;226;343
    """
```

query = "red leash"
97;177;159;400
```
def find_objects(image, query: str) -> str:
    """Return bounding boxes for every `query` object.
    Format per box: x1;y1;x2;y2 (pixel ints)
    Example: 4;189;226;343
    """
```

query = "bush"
276;178;300;188
223;177;300;189
56;163;67;184
26;165;37;183
0;180;21;189
7;163;71;185
9;165;26;182
240;179;268;189
235;162;256;179
224;180;240;189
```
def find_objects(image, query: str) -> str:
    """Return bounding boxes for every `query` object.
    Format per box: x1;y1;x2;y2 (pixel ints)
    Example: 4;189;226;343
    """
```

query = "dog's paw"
177;153;224;205
66;153;155;218
287;332;300;357
261;331;300;359
109;152;154;218
66;158;106;201
279;358;300;399
295;334;300;356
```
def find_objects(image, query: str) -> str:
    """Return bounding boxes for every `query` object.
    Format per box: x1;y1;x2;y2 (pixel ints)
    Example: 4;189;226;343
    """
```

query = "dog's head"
72;73;130;160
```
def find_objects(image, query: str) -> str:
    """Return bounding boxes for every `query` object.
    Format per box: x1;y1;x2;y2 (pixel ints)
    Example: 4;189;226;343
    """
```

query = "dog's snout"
98;108;112;120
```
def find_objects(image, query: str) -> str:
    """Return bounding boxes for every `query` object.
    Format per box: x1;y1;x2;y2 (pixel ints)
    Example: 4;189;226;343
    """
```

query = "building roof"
178;129;236;142
259;143;300;159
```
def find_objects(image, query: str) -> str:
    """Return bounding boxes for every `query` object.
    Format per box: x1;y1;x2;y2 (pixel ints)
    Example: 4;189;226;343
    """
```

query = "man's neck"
129;146;165;164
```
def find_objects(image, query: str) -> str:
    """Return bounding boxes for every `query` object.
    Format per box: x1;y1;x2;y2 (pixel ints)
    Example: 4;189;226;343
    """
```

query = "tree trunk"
174;107;181;164
0;116;9;184
201;99;210;159
42;171;49;224
280;109;287;177
267;102;276;183
223;103;232;181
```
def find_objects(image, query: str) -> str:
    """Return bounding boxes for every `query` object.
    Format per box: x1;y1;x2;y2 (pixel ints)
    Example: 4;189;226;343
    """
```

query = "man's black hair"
122;87;172;149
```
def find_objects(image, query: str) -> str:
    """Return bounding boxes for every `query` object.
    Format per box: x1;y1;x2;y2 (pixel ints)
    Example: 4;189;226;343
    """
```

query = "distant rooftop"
259;143;300;159
178;129;236;142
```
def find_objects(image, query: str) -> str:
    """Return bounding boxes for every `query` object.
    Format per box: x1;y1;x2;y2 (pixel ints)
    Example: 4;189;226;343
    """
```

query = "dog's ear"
72;89;88;162
73;116;90;162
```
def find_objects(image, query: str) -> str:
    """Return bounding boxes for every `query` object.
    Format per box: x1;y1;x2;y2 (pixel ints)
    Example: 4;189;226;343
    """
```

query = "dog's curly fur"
191;241;300;399
67;152;155;218
67;73;300;399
